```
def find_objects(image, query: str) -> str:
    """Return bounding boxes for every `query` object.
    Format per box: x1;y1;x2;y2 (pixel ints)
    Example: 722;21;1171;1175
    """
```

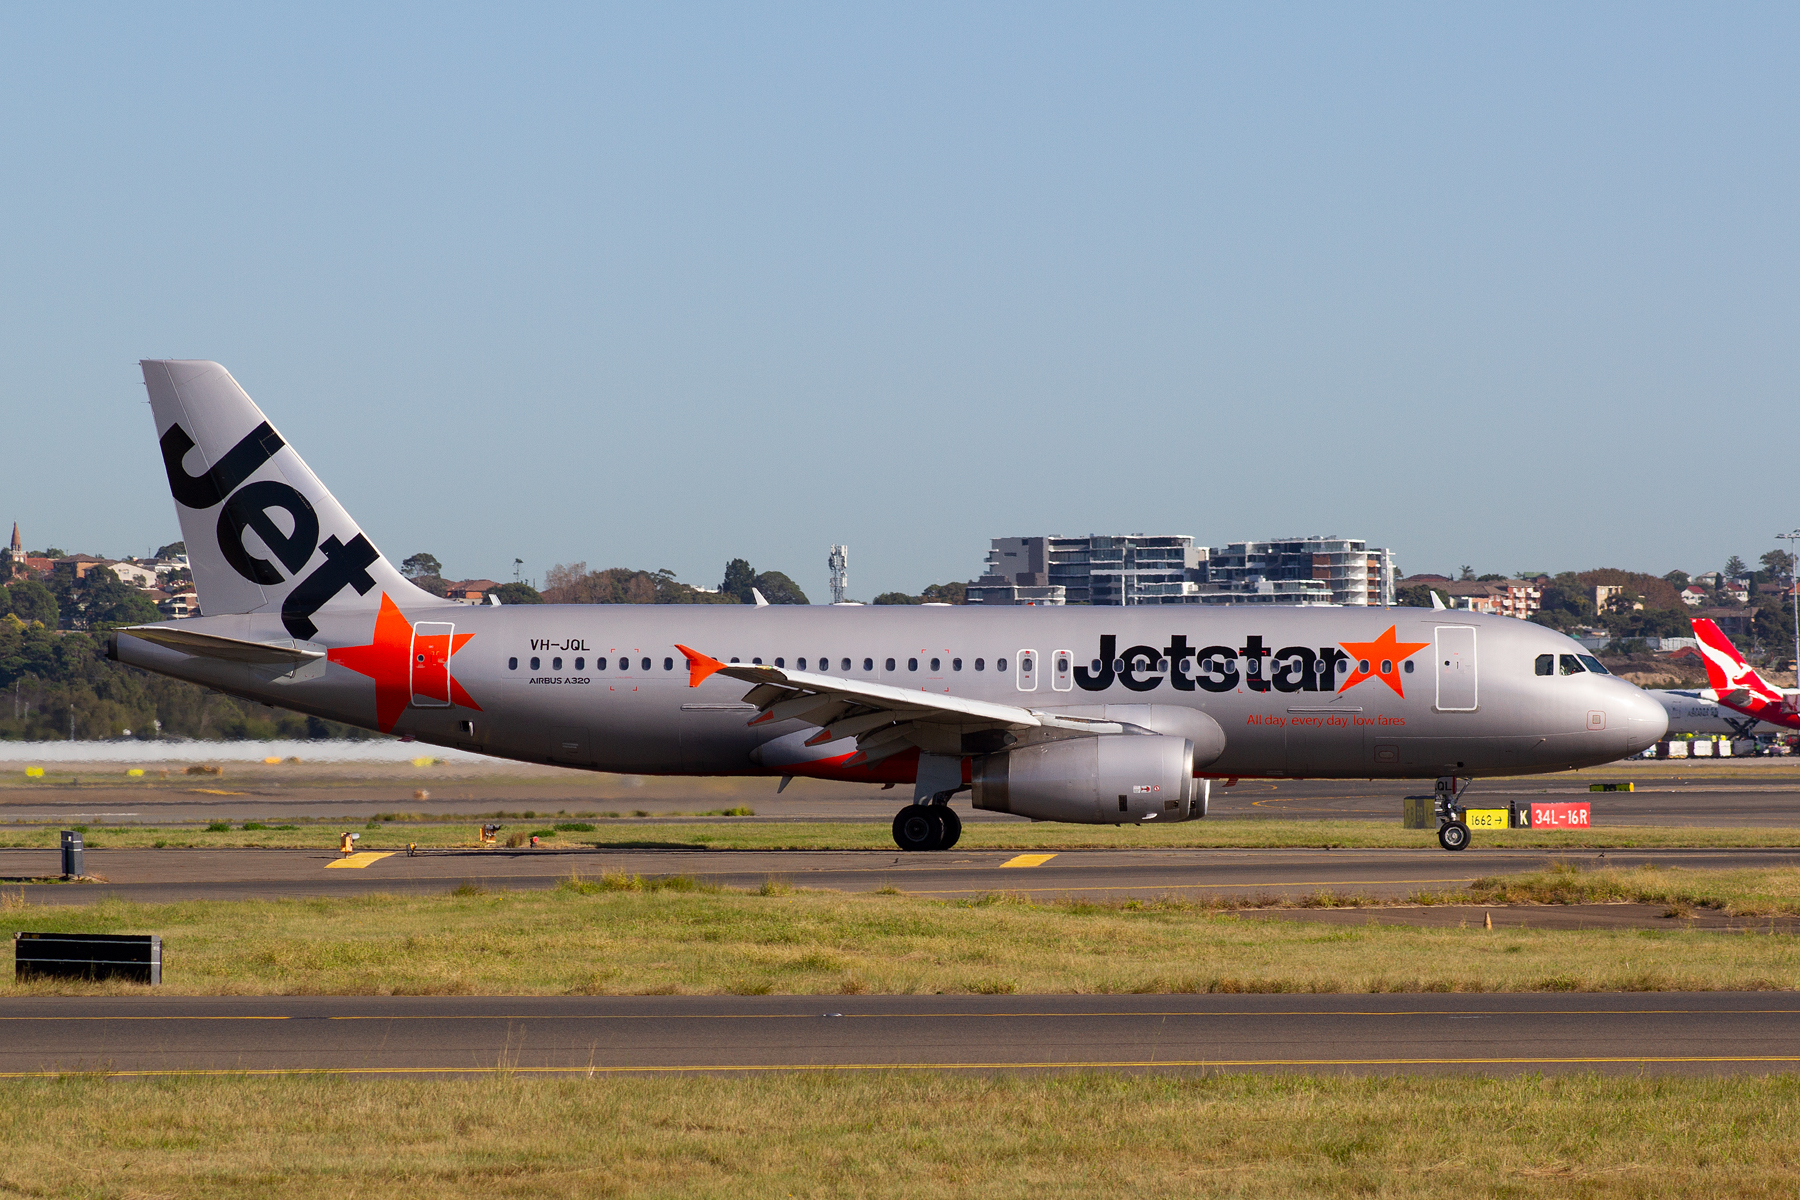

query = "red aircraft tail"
1690;618;1799;729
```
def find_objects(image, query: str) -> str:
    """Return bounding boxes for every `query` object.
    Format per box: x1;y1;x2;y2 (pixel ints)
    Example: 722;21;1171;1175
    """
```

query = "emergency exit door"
412;622;455;706
1434;626;1477;711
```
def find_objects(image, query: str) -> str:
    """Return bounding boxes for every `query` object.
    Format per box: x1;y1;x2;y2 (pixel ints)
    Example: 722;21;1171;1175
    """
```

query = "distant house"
1591;583;1644;613
1694;607;1753;640
1440;579;1542;620
108;561;159;587
158;590;199;619
55;554;114;581
441;578;502;605
1680;585;1707;608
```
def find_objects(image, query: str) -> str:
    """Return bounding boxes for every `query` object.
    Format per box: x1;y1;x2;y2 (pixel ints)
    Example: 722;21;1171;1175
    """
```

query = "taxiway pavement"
7;844;1800;908
5;763;1800;826
2;993;1795;1077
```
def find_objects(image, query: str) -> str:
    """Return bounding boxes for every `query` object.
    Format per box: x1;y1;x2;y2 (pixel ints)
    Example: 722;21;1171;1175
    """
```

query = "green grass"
6;873;1800;997
2;1072;1800;1198
1460;861;1800;917
10;817;1800;851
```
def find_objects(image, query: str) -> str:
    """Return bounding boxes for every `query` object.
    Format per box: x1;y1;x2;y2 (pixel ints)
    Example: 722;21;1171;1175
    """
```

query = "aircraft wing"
119;625;326;666
675;644;1129;765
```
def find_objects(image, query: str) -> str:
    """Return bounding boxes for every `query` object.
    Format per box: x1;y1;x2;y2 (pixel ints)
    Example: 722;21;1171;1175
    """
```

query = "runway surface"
7;844;1800;908
3;993;1797;1077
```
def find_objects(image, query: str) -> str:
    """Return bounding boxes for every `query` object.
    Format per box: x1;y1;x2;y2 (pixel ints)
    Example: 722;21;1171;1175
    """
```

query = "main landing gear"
893;800;962;852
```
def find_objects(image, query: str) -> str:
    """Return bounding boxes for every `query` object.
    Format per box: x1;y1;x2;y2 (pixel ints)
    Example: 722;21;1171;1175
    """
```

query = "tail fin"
142;360;448;638
1691;618;1783;703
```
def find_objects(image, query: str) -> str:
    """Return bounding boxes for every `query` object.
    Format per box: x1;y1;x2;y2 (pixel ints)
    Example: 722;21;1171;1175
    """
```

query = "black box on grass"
15;933;161;984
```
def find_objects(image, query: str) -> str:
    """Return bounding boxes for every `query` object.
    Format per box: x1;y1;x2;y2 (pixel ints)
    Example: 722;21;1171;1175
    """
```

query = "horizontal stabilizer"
118;625;325;666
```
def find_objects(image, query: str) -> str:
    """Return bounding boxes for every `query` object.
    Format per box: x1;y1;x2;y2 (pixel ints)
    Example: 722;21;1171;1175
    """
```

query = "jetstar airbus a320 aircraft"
111;361;1668;852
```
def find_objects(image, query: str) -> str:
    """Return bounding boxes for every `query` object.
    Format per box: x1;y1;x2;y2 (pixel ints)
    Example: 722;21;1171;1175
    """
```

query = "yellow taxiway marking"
999;854;1058;868
325;852;395;869
5;1054;1800;1078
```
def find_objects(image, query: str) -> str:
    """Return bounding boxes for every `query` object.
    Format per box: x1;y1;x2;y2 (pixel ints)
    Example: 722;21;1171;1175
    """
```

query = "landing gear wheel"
936;805;962;851
1438;821;1470;852
893;805;946;852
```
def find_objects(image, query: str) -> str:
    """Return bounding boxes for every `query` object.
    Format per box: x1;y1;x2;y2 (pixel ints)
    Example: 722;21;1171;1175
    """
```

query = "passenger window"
774;658;784;668
530;657;540;671
1358;659;1370;673
796;658;806;670
908;658;918;672
1535;654;1554;676
1337;660;1349;673
1559;654;1586;675
1578;655;1609;675
953;658;962;671
752;657;763;665
1403;660;1414;674
885;658;896;672
863;658;873;671
997;658;1008;672
842;658;851;671
931;658;940;672
642;657;651;671
508;657;518;671
575;657;584;670
553;657;563;671
975;658;985;671
664;657;674;671
729;658;739;664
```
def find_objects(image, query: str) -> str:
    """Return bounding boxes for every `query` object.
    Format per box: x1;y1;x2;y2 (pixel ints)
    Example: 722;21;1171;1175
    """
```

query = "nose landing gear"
892;797;963;852
1434;775;1474;851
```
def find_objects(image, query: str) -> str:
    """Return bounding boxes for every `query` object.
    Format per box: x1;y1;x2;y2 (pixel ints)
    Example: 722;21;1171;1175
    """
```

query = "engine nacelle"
972;734;1198;824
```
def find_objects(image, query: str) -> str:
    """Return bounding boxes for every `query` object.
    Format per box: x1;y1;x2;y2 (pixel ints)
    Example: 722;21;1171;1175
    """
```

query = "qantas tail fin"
141;360;450;638
1691;618;1785;705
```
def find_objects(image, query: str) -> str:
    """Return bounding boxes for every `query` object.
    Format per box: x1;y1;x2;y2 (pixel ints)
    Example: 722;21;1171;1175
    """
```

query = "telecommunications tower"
828;545;848;605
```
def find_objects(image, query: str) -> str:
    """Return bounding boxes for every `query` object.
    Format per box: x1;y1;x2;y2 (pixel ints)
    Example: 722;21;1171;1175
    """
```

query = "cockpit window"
1535;654;1554;676
1559;654;1586;675
1578;655;1609;675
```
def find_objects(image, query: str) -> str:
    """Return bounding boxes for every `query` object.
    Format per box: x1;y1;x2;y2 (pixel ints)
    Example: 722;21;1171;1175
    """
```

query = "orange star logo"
327;593;480;732
1337;625;1431;698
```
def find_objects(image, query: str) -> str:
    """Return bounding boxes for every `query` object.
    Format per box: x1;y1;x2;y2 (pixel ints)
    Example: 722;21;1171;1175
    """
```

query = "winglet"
675;644;729;688
1429;590;1446;611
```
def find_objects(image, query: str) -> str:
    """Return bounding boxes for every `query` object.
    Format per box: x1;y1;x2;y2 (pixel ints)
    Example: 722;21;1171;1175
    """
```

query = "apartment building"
966;533;1394;606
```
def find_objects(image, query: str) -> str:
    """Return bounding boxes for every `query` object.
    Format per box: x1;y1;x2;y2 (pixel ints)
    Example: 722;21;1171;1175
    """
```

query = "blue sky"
2;4;1795;599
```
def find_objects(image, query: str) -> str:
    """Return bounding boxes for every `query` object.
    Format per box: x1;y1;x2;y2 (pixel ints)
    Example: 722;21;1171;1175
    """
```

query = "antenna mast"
828;545;848;605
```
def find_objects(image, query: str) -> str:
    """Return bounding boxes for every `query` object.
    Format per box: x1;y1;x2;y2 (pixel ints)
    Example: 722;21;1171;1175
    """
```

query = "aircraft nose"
1620;684;1669;752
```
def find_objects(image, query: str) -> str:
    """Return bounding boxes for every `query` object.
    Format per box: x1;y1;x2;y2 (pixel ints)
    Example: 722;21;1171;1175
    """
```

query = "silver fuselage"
115;604;1666;781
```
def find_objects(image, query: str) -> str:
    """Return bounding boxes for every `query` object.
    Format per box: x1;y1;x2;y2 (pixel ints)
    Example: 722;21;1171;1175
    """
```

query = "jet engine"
972;733;1199;824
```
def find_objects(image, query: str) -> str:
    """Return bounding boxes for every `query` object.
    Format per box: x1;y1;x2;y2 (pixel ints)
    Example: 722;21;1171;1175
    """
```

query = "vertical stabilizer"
142;360;449;637
1691;617;1791;715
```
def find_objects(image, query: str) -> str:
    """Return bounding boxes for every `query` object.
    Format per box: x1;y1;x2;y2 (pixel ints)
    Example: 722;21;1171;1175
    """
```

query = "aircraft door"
1017;649;1038;692
1051;649;1073;691
1435;626;1478;711
412;622;454;707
